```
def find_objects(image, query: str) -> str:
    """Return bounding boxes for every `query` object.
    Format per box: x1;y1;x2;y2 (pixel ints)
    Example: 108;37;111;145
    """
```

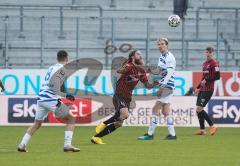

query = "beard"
134;58;144;65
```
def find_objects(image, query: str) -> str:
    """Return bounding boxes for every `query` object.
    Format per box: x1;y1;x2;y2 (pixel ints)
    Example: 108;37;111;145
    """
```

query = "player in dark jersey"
195;47;220;135
0;79;5;92
91;49;159;144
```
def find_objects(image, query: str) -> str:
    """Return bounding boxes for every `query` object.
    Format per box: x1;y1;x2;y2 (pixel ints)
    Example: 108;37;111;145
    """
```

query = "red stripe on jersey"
115;62;148;102
200;59;219;92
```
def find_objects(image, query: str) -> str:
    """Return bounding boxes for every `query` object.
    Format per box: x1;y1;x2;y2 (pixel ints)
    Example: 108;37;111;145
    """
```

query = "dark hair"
206;47;214;53
57;50;68;62
120;49;138;67
128;49;138;63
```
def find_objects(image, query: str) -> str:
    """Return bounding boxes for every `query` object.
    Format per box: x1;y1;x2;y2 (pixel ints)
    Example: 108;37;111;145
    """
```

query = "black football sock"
103;114;119;125
202;110;214;127
197;111;205;130
95;123;117;137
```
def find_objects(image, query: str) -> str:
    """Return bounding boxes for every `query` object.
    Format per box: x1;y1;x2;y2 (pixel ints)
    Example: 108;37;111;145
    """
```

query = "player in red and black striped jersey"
91;50;159;144
195;47;220;135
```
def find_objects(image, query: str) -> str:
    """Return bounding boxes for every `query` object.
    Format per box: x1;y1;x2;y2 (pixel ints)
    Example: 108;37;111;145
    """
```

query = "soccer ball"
168;14;181;27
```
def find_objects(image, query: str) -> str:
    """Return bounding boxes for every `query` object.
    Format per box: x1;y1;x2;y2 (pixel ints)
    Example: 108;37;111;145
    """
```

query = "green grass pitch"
0;126;239;166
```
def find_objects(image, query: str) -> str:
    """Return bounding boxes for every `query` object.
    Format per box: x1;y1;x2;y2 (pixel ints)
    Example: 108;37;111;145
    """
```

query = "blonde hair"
158;37;169;45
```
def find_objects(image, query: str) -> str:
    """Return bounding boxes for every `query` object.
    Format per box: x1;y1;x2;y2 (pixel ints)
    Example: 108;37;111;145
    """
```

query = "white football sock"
19;133;31;147
64;131;73;148
147;115;159;136
166;116;176;136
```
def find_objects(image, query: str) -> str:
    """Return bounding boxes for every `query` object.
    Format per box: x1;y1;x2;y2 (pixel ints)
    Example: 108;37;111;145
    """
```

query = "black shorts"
112;95;130;112
196;91;213;107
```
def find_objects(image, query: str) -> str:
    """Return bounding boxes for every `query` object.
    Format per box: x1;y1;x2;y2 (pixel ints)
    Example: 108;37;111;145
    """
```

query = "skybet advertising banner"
0;95;239;127
0;70;239;126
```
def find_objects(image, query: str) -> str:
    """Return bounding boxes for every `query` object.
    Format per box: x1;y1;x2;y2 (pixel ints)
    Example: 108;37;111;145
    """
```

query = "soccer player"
194;47;220;135
0;79;5;92
91;49;159;144
18;50;80;152
137;37;177;140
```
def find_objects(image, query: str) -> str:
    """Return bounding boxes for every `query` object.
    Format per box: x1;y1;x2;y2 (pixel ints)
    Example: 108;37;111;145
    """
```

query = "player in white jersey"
138;37;177;140
18;50;80;152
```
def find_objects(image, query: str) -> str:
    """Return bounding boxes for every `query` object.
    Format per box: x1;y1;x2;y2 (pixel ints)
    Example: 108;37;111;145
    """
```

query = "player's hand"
66;94;75;101
157;87;164;97
153;80;160;86
200;79;206;86
195;88;200;94
1;87;5;92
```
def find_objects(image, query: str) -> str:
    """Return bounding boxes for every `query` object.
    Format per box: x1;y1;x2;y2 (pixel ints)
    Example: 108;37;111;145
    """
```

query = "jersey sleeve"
166;56;176;69
139;69;148;83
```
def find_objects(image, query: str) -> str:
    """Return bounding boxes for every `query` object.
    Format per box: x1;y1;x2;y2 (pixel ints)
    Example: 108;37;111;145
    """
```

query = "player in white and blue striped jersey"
138;37;177;140
18;50;80;152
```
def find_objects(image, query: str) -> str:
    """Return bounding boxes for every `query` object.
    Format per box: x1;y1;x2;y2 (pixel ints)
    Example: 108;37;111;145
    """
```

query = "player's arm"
51;69;75;101
143;80;159;89
117;61;129;74
197;64;220;88
205;65;220;82
0;79;5;92
157;67;174;95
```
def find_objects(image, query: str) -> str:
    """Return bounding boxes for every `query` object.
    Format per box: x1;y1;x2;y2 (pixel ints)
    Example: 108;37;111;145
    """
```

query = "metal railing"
0;7;240;70
0;4;104;38
196;7;240;38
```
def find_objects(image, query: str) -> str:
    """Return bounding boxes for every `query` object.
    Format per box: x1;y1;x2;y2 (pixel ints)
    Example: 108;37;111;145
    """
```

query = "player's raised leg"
91;107;129;144
54;101;80;152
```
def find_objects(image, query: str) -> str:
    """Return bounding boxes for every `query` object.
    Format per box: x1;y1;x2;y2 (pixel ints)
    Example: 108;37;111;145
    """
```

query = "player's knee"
152;109;160;116
32;121;42;131
119;109;129;121
162;109;170;117
66;115;76;124
152;102;162;116
114;121;123;128
196;106;203;112
166;116;174;125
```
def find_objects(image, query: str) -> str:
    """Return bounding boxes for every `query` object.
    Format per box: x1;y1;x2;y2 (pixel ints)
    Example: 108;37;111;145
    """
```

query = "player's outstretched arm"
143;80;159;89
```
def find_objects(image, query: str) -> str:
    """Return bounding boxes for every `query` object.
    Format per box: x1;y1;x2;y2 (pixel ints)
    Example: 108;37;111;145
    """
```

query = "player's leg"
137;101;162;140
54;101;80;152
195;91;217;135
200;92;217;135
18;102;47;152
195;91;207;135
162;103;177;140
63;114;80;152
92;107;129;144
95;95;127;134
195;105;207;135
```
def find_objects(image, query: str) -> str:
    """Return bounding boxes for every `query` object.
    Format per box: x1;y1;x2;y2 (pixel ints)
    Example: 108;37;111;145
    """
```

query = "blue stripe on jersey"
43;90;56;95
38;94;52;99
167;83;174;87
159;58;166;64
38;99;58;102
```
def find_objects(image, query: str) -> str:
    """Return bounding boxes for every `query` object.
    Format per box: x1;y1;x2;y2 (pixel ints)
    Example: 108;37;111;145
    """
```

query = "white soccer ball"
168;14;181;27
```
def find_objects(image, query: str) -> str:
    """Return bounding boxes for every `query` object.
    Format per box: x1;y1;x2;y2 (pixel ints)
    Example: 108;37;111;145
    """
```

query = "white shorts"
157;88;174;104
35;100;70;121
